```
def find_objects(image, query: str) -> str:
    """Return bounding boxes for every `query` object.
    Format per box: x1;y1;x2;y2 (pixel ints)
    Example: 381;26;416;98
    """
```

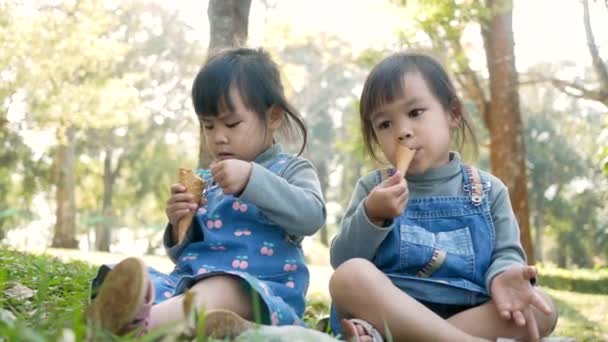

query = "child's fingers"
199;196;208;206
523;265;538;280
512;310;526;327
531;291;552;315
525;308;540;341
499;309;511;320
379;172;402;188
170;183;186;194
167;193;195;204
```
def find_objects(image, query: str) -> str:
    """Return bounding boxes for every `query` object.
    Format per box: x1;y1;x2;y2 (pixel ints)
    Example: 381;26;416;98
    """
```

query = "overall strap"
267;153;294;176
461;165;491;206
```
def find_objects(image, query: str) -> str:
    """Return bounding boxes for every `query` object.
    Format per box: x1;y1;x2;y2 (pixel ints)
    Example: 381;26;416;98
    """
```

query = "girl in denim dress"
89;48;326;338
329;53;557;341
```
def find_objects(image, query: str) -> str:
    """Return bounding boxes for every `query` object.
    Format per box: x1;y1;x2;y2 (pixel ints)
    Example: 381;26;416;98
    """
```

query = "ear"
269;106;284;131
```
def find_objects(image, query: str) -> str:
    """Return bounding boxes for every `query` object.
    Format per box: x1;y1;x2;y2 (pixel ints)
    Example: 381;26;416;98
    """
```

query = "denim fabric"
329;165;494;334
92;153;309;326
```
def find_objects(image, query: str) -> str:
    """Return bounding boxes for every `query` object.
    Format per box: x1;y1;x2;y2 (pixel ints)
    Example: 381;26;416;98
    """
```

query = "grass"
0;245;606;341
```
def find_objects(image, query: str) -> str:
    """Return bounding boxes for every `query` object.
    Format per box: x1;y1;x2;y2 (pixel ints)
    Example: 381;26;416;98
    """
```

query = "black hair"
359;52;478;161
192;47;307;155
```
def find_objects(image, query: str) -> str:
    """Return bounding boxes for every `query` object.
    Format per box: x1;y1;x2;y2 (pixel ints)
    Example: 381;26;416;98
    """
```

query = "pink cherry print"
232;201;240;210
283;264;291;272
243;230;251;236
232;260;240;268
214;219;222;229
197;268;208;275
290;264;298;271
235;230;243;236
268;249;274;256
164;291;173;298
198;207;207;214
239;261;249;269
271;312;279;326
206;220;214;228
218;246;226;251
239;204;248;212
261;246;269;255
286;281;295;288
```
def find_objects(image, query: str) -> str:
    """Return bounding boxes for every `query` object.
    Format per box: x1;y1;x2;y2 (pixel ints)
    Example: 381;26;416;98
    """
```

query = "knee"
536;290;558;337
189;275;254;319
329;258;380;300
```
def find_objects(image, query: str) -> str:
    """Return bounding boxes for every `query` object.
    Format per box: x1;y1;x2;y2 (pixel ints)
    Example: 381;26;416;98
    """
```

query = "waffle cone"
395;144;416;175
176;168;205;244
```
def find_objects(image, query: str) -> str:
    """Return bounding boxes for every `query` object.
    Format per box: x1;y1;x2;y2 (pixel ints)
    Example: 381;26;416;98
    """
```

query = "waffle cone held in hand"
177;168;205;244
395;144;416;175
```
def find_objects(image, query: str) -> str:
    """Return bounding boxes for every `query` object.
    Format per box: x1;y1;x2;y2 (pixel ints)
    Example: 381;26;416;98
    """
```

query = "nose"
397;124;413;142
212;127;228;145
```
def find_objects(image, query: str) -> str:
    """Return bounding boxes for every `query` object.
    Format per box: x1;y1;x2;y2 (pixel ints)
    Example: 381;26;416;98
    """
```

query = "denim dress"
330;165;494;333
93;153;309;326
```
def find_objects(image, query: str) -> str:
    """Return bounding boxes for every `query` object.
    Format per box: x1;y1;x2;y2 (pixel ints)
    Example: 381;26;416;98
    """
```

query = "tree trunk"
582;0;608;106
482;0;535;264
533;198;544;263
199;0;252;168
51;127;78;248
95;148;116;251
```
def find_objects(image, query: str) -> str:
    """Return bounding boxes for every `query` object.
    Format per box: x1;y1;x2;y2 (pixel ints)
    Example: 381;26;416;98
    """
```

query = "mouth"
216;152;235;160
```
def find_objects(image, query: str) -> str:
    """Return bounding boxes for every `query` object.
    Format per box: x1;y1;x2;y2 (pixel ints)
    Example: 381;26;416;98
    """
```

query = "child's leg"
447;289;558;340
329;258;488;342
149;274;254;328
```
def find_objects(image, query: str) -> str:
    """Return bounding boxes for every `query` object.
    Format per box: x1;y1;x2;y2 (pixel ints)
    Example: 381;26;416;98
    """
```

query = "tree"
7;0;139;248
548;0;608;107
198;0;252;167
481;0;534;263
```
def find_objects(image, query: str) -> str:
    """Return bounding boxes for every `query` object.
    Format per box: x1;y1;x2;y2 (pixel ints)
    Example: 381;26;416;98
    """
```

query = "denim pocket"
400;224;475;277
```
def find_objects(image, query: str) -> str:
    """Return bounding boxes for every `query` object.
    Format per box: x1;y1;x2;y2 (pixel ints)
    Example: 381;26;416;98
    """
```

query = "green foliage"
539;266;608;294
0;245;96;340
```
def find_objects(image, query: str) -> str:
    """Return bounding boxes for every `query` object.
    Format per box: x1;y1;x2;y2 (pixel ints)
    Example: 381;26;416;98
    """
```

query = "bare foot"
340;318;382;342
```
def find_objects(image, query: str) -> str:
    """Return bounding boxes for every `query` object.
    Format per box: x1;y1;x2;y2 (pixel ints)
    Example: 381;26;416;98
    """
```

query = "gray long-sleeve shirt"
164;144;327;263
330;152;526;292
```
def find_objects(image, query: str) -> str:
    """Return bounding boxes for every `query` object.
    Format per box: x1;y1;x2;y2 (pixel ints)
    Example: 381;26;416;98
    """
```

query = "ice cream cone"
395;144;416;175
176;168;205;244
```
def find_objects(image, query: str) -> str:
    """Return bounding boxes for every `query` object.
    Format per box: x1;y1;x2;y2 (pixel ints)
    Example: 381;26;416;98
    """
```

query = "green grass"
1;245;607;341
546;288;608;341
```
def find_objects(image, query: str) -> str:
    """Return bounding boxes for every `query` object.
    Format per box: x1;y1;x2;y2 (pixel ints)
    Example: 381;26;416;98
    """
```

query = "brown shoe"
89;257;154;336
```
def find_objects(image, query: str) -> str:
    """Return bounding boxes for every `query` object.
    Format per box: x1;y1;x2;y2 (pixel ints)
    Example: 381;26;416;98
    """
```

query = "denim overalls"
93;153;309;326
330;165;494;334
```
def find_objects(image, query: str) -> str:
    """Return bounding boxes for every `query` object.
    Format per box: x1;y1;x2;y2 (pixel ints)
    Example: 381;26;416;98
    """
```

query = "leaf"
4;282;36;300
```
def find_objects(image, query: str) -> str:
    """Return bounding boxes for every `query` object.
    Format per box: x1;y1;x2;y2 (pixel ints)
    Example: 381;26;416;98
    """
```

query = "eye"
409;109;424;118
203;124;214;130
226;121;242;128
376;120;391;130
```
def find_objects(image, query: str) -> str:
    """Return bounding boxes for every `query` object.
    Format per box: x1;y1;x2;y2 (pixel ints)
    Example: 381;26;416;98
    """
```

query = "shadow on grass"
550;294;606;342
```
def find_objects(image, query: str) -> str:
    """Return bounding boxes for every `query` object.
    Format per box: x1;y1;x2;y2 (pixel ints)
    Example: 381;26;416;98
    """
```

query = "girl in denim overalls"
89;48;326;338
329;53;557;341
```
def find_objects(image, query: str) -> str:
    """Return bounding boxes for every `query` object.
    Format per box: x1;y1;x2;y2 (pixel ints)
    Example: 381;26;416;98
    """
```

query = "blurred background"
1;0;607;272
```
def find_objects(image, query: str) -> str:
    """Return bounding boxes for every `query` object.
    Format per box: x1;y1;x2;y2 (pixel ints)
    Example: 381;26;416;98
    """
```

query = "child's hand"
210;159;253;196
491;265;552;341
165;183;207;228
364;172;408;224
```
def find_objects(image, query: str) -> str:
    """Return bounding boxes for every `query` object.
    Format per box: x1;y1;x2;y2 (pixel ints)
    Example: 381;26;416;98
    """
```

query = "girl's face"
202;87;281;162
370;72;459;175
